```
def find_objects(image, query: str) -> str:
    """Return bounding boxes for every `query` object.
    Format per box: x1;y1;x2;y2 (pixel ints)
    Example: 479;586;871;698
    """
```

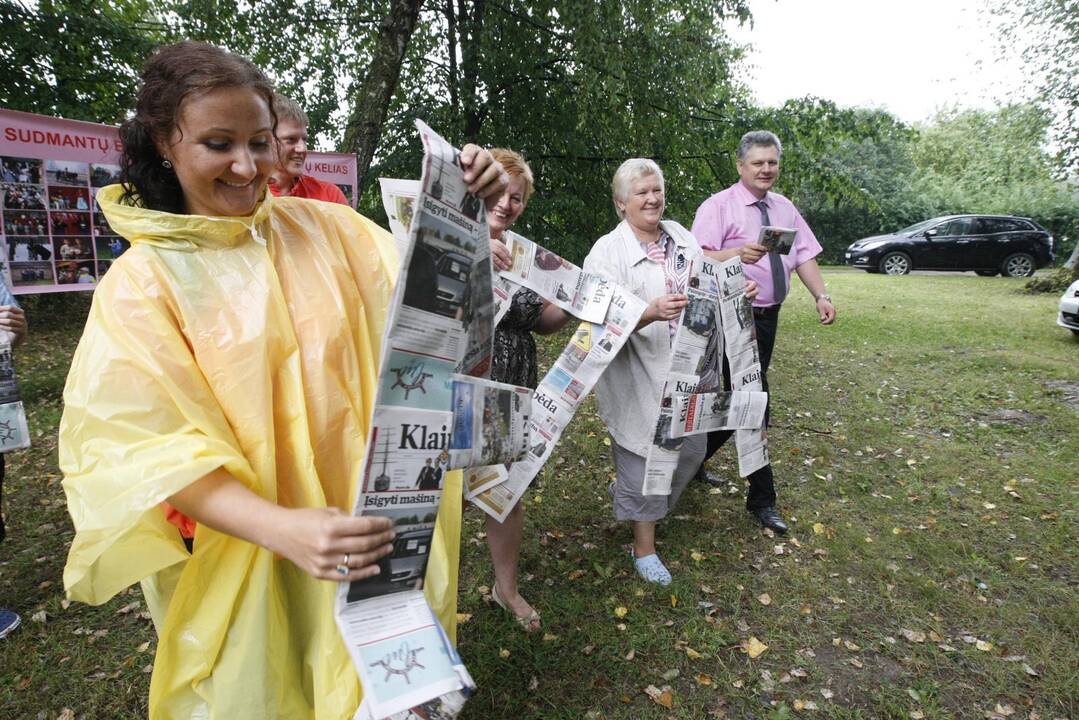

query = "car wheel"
974;269;998;277
1001;252;1035;278
879;251;911;275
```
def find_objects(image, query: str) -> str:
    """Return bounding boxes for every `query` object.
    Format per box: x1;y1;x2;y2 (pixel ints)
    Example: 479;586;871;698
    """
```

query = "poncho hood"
95;183;274;251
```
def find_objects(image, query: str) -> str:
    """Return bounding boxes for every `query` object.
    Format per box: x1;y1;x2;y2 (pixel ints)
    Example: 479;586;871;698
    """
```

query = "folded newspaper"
337;122;533;720
642;255;768;495
757;225;796;255
0;342;30;453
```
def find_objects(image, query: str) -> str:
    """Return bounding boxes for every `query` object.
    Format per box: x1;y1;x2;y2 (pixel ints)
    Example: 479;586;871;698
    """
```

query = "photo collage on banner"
1;154;123;290
0;108;357;294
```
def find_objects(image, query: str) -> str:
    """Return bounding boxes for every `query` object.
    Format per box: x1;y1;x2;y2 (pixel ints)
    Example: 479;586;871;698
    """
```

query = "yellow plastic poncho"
60;185;462;719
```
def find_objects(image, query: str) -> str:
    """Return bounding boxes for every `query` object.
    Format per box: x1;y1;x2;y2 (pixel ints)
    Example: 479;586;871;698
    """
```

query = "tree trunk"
343;0;426;196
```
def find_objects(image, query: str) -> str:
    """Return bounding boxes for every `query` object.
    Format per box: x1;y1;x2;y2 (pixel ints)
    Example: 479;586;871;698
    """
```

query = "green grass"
2;272;1077;719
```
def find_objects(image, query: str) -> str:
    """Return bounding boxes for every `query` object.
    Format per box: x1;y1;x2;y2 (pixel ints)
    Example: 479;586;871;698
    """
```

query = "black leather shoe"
751;506;788;534
696;468;725;488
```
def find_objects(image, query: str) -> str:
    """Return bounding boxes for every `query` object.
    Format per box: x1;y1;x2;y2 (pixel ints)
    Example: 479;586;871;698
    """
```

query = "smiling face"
158;86;275;217
737;144;780;198
618;174;665;235
274;117;308;177
488;174;528;239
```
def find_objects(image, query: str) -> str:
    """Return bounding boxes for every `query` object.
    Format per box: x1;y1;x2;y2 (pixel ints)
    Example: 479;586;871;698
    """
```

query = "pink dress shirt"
691;181;822;307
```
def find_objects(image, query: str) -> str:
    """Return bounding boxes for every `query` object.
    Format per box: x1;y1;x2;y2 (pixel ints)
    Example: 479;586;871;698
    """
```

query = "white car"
1059;278;1079;337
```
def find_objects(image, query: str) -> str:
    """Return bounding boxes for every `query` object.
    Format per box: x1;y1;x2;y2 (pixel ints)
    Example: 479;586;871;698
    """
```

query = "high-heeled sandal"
491;583;541;633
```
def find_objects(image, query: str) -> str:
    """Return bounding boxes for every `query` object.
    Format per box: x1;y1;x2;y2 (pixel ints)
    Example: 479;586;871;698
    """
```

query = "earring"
162;159;173;170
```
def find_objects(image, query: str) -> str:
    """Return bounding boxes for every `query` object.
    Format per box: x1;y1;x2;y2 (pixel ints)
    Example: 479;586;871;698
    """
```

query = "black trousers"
702;304;780;510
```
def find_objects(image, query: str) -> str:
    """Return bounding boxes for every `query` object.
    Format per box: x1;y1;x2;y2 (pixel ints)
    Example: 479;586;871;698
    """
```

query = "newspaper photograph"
378;178;420;260
0;342;30;452
471;287;648;522
757;225;797;255
448;376;531;469
492;275;515;327
337;121;533;719
501;230;613;323
669;389;768;437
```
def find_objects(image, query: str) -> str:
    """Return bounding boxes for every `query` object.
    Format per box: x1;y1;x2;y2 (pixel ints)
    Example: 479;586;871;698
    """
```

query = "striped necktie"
755;199;788;304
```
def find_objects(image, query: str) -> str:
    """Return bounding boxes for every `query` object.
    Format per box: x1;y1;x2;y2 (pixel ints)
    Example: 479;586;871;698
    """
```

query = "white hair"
611;158;664;218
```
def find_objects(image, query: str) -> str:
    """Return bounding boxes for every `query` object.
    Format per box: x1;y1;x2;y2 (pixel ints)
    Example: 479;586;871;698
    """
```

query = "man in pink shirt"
692;130;836;534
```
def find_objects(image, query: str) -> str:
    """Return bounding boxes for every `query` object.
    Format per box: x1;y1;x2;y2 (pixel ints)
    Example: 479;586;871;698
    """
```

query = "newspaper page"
336;121;532;720
641;256;725;496
500;230;613;323
642;255;771;494
378;178;420;261
669;389;768;437
470;285;648;522
757;225;796;255
716;257;770;476
0;342;30;453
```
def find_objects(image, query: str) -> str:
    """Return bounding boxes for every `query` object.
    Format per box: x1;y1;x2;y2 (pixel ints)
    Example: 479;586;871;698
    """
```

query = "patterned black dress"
491;287;545;389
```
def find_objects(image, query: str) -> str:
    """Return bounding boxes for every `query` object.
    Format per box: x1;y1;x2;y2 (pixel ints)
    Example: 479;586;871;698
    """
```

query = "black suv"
845;215;1054;277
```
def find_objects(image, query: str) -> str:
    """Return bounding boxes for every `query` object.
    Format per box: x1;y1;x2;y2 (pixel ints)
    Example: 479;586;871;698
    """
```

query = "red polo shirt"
269;175;349;205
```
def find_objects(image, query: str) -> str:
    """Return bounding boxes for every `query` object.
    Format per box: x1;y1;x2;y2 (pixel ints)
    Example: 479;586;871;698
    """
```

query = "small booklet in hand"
757;226;796;255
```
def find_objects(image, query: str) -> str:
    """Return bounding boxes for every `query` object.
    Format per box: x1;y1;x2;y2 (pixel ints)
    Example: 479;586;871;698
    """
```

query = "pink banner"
0;107;358;295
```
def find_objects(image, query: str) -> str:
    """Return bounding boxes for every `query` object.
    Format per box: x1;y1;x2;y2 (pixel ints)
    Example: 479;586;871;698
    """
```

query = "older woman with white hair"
583;159;755;585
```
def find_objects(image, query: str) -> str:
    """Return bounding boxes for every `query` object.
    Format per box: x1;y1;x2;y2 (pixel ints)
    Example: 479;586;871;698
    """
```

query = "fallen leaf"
1022;663;1039;677
695;673;713;686
456;613;472;624
670;595;679;608
624;649;635;661
661;668;680;681
820;688;834;699
901;628;926;643
613;606;628;619
136;641;151;653
910;712;924;720
906;688;920;701
499;648;510;658
731;679;744;688
691;551;706;562
993;703;1015;717
848;658;863;668
685;647;702;659
643;684;673;709
603;437;611;446
542;633;559;642
812;523;825;535
976;639;993;652
844;640;860;651
567;569;587;580
30;610;46;624
790;667;807;678
57;709;76;720
742;636;768;659
758;593;772;606
774;544;786;555
581;644;594;655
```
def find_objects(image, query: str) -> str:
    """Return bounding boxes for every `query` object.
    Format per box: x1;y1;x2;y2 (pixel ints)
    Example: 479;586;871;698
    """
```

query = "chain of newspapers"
643;255;770;496
378;200;649;526
337;121;534;720
0;340;30;454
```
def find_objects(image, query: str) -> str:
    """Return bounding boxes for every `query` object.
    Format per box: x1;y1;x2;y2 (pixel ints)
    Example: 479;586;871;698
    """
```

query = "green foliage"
0;0;166;123
359;0;754;263
993;0;1079;173
791;102;1079;263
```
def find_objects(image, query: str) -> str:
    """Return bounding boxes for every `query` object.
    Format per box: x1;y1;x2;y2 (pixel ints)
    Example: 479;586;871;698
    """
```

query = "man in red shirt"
268;95;349;205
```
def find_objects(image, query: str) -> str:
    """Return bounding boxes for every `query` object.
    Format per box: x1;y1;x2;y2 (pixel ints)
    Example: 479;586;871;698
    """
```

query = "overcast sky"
726;0;1032;125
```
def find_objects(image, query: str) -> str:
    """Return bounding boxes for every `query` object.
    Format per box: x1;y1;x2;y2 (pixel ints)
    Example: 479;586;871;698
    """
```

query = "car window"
940;218;975;236
982;218;1026;233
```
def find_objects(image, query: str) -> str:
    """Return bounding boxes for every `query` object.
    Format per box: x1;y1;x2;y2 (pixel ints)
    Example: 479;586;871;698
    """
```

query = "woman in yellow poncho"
59;41;507;719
